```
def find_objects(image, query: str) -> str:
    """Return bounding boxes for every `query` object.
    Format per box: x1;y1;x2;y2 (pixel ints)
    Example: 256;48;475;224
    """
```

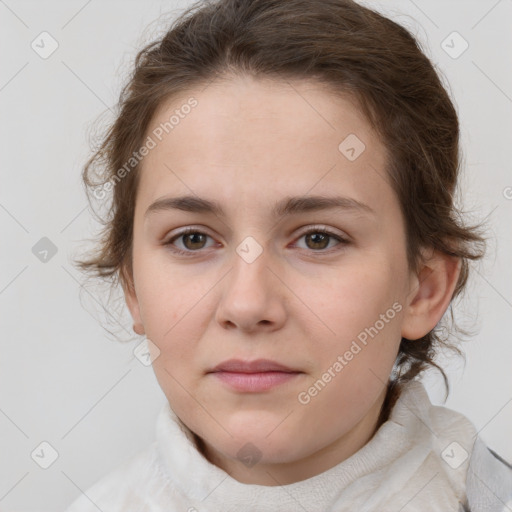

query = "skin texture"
123;75;461;485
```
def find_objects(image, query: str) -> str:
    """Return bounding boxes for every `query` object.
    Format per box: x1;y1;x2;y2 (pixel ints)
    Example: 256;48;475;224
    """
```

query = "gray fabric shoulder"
462;436;512;512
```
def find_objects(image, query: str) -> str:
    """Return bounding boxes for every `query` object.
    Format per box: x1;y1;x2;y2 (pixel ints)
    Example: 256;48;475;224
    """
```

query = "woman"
67;0;512;509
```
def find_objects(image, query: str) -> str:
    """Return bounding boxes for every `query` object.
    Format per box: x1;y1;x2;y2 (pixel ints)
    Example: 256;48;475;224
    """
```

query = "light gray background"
0;0;511;510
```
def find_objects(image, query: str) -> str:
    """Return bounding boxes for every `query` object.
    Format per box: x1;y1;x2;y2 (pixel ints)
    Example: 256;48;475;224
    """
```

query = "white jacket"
65;380;512;511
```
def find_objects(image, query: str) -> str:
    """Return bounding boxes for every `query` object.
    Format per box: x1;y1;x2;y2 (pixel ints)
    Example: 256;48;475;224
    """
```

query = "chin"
219;435;304;466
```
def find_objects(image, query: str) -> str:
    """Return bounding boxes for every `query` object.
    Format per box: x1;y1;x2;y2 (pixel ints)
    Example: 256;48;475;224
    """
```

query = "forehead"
137;75;392;216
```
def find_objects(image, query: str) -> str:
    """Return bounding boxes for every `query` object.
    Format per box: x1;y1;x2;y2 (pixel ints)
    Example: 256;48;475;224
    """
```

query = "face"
123;75;450;484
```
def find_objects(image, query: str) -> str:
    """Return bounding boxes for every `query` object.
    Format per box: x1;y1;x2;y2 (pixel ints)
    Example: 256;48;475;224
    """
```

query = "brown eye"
304;232;330;250
182;232;207;250
164;229;216;254
294;227;349;253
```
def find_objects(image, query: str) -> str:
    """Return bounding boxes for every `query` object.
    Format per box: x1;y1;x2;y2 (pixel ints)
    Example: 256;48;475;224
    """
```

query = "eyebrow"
144;194;376;219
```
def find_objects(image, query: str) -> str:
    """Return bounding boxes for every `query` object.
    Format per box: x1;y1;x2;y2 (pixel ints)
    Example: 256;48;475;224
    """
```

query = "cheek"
307;262;404;383
317;263;400;336
134;252;206;333
133;272;207;385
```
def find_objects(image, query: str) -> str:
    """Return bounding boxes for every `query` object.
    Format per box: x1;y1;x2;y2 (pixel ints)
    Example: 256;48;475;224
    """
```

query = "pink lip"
212;371;301;392
208;359;303;392
209;358;299;373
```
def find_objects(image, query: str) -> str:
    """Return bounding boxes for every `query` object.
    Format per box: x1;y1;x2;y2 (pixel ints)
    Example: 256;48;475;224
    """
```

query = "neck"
193;383;396;486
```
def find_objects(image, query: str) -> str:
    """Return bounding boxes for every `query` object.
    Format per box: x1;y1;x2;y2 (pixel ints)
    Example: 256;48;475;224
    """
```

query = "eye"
293;227;349;252
163;228;216;255
163;225;350;256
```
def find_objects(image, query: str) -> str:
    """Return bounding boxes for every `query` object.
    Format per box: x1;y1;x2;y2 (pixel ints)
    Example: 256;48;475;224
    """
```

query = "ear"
121;269;145;336
401;248;461;341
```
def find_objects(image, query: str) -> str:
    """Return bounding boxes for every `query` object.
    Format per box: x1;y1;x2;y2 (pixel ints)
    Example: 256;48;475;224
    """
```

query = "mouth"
207;359;303;392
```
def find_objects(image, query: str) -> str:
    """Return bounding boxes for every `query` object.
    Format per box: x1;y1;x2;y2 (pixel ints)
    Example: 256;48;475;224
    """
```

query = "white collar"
155;380;476;510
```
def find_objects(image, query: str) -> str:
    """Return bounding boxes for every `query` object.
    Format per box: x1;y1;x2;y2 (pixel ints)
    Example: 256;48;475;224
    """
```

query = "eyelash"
163;226;350;257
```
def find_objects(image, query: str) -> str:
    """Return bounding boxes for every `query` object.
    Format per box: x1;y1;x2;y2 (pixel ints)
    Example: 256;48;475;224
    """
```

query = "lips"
207;359;303;392
208;358;300;374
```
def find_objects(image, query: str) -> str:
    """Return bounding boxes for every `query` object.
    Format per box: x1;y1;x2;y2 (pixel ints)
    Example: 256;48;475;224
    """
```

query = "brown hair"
77;0;487;409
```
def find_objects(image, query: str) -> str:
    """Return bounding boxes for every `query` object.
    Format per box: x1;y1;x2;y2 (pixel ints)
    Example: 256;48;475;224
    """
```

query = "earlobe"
133;323;145;335
122;275;145;336
401;250;461;341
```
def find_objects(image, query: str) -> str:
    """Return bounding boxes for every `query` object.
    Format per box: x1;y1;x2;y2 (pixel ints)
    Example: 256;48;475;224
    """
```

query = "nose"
215;243;287;334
